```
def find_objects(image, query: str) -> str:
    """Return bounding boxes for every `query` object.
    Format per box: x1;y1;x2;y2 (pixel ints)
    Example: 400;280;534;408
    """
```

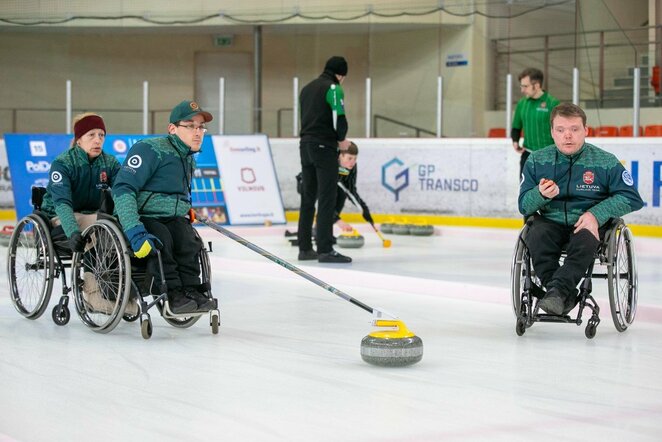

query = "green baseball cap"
169;100;213;124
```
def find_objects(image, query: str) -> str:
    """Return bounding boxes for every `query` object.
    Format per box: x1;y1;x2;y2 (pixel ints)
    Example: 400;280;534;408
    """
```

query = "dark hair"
550;102;587;127
518;67;544;86
341;141;358;156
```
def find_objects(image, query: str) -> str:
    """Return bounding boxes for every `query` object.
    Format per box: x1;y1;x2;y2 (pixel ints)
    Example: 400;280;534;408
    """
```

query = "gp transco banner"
270;138;662;226
4;134;284;225
211;134;286;225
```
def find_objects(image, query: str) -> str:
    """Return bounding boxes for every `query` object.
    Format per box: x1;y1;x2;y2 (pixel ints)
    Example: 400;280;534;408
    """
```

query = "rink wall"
271;138;662;232
1;137;661;234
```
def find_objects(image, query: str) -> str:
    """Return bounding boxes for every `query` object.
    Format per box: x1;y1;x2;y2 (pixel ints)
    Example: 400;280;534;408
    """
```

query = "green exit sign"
213;35;234;47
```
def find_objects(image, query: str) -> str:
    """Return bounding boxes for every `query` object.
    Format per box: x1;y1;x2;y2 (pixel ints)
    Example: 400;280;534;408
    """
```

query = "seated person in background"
112;100;214;315
334;141;373;232
518;103;644;316
291;142;373;243
40;112;130;313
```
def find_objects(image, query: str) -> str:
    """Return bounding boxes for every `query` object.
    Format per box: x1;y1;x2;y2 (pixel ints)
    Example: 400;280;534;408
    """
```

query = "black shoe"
562;289;580;315
184;287;215;312
538;287;565;315
168;289;198;314
318;250;352;263
298;249;318;261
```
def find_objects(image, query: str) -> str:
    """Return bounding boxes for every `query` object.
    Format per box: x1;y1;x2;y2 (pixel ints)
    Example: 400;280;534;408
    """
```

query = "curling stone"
409;224;434;236
360;319;423;367
391;223;411;235
336;230;365;248
380;223;394;234
0;225;14;247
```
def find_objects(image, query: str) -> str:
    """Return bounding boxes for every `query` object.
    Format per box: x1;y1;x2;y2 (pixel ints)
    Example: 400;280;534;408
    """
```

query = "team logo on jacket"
127;155;142;169
100;171;107;183
583;171;594;185
622;170;634;186
50;171;63;183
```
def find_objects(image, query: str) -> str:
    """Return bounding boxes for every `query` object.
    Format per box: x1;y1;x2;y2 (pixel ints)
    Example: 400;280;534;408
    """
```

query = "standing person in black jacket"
297;56;353;263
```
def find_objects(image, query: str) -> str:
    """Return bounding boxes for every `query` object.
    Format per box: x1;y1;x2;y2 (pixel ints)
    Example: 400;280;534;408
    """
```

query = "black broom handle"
197;214;374;315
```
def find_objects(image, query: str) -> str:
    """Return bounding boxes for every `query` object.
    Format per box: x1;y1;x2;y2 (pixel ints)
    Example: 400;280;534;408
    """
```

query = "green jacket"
41;147;120;238
519;143;644;227
113;134;195;232
511;91;559;151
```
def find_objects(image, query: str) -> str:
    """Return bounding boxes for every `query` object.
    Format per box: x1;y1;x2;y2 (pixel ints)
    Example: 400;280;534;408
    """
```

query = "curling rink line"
206;243;662;325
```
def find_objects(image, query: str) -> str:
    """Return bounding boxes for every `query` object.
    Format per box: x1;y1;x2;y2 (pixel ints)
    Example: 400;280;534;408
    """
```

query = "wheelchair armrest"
31;186;47;211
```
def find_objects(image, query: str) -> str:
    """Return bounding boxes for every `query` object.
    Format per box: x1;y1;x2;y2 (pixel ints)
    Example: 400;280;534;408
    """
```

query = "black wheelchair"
6;187;220;339
511;217;637;339
6;187;76;325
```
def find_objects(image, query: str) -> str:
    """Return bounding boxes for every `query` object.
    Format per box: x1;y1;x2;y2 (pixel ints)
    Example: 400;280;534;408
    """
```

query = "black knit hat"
324;56;348;76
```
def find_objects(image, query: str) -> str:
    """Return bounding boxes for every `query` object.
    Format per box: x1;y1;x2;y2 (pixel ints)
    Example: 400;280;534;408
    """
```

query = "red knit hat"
74;114;106;140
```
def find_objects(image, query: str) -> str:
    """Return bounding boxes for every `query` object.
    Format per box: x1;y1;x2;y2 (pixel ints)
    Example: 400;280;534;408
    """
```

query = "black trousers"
298;141;338;254
142;216;202;291
526;216;604;296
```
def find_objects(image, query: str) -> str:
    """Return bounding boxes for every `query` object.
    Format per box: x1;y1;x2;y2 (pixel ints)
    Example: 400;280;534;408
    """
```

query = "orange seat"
587;126;595;136
594;126;619;137
488;127;507;138
619;125;643;137
644;125;662;137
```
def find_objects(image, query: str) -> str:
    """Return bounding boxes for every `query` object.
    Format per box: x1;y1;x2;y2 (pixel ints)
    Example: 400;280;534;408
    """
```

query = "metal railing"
373;114;436;138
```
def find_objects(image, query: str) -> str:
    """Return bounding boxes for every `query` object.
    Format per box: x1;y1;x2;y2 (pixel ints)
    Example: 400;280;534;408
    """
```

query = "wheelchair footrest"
536;314;576;323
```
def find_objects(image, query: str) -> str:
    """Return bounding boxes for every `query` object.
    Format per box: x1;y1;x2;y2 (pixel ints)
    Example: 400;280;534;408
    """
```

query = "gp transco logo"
127;155;142;168
381;157;409;201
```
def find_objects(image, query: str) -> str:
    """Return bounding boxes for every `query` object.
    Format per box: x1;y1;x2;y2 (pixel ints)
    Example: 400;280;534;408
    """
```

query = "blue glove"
125;225;162;259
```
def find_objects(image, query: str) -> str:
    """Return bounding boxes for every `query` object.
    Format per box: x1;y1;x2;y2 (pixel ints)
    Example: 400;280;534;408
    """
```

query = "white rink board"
271;137;662;225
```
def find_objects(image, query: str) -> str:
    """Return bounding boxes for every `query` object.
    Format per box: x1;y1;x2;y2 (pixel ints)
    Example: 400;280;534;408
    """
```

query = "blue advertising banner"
4;134;227;222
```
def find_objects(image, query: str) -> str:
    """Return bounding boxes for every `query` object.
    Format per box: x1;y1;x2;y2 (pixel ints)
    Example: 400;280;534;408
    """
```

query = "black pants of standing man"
298;141;338;255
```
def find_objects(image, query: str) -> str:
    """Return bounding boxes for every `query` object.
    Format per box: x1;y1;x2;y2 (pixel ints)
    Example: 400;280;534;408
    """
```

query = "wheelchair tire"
515;318;526;336
607;223;638;332
7;215;55;320
51;304;70;326
141;317;152;339
510;224;528;318
72;219;132;334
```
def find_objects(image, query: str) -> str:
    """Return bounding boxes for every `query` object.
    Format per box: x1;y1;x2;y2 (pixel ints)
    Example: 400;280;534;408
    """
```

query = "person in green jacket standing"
113;100;214;315
518;103;644;316
511;68;560;176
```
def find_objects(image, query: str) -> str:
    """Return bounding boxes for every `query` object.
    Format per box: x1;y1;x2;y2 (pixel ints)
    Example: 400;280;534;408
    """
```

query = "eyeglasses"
176;123;208;133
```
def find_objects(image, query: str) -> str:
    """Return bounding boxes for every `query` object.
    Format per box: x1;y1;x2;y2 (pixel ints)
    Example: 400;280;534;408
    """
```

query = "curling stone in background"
380;223;394;234
0;225;14;247
409;224;435;236
391;223;411;235
336;229;365;248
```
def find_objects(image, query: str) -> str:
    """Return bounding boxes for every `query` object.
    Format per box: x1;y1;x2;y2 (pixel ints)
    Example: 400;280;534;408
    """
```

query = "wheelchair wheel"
72;219;131;333
510;225;528;317
607;223;637;332
7;215;55;319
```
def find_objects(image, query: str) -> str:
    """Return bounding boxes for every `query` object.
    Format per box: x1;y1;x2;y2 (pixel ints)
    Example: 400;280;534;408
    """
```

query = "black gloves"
69;231;86;253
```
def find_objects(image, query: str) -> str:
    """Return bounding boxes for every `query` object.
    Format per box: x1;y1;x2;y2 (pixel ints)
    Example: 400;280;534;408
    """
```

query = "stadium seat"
644;125;662;137
594;126;619;137
618;125;643;137
587;126;595;136
488;127;507;138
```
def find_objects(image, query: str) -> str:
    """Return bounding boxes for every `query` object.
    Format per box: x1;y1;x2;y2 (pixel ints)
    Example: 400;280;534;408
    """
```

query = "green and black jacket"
519;143;644;227
41;146;120;238
113;134;195;232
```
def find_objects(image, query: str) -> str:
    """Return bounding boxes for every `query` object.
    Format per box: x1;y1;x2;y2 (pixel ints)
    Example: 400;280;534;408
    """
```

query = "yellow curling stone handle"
369;319;416;339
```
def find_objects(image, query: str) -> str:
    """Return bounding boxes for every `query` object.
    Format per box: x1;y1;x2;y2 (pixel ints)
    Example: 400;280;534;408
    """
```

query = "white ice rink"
1;223;662;441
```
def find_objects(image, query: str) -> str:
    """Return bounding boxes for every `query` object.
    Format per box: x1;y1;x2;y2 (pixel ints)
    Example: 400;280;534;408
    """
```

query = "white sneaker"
82;272;115;314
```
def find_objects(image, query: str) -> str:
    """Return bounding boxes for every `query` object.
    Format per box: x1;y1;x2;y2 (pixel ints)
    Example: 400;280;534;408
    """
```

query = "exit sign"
214;35;233;47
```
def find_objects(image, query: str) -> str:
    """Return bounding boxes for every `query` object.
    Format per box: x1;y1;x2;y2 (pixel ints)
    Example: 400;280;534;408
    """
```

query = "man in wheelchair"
518;103;644;316
113;100;214;315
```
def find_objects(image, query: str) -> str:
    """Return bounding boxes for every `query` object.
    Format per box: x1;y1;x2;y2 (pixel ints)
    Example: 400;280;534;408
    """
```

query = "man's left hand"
574;212;599;240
